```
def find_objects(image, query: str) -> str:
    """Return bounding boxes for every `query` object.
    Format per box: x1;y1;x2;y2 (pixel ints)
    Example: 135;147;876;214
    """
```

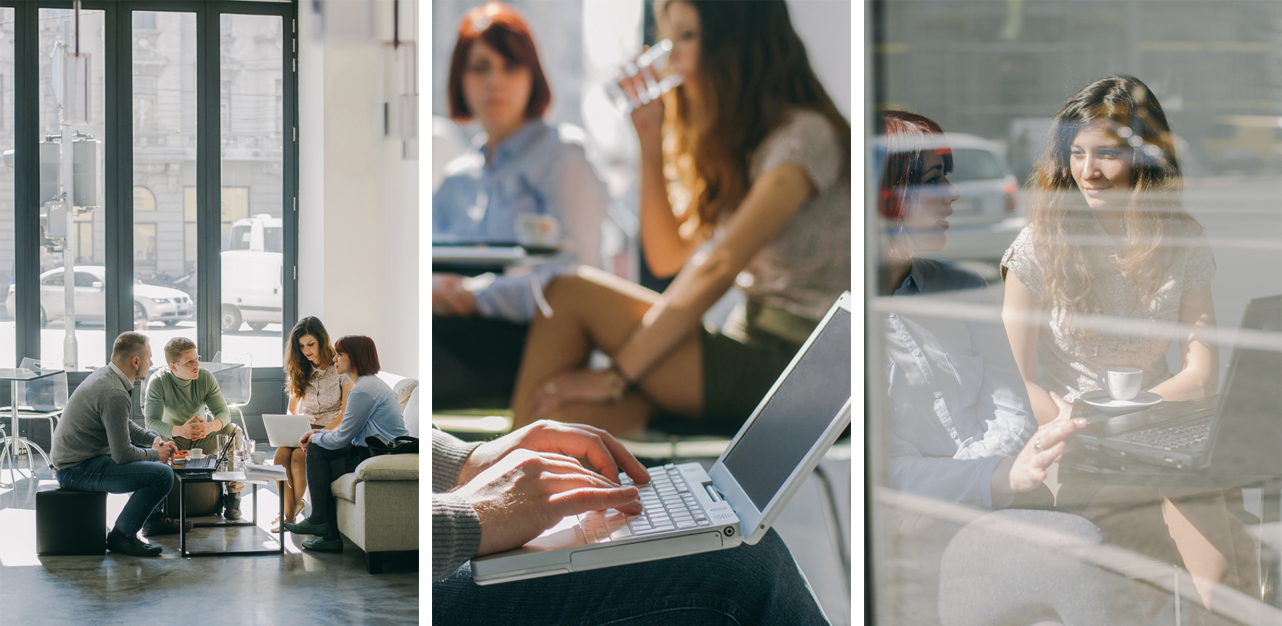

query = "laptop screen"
720;307;852;510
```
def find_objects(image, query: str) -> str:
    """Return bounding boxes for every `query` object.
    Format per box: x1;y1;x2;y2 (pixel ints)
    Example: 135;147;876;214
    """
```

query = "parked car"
5;265;194;328
915;133;1025;262
221;249;282;332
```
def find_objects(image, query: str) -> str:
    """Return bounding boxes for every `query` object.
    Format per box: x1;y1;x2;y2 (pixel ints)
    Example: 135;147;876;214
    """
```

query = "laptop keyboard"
577;464;711;544
1116;416;1213;451
183;456;220;470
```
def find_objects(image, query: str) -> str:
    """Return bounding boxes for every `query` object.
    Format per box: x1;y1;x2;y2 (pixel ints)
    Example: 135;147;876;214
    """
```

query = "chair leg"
812;463;851;593
366;551;384;574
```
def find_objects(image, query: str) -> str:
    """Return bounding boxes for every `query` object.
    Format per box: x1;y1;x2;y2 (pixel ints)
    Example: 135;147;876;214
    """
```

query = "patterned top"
299;365;345;427
1000;218;1216;402
735;109;851;323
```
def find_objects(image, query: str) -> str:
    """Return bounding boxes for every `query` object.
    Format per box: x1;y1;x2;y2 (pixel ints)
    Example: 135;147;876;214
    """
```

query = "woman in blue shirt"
433;2;609;409
285;335;407;552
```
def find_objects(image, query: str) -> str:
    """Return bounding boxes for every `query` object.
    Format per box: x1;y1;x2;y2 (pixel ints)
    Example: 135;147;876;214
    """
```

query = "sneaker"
301;537;343;552
283;518;329;536
222;491;242;521
142;515;193;536
107;528;163;557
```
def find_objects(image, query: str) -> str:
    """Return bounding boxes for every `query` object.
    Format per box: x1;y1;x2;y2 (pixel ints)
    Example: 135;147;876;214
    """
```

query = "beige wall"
298;2;420;379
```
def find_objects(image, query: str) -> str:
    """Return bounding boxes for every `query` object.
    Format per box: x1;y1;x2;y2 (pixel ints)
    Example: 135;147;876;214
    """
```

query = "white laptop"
471;292;852;585
262;414;313;448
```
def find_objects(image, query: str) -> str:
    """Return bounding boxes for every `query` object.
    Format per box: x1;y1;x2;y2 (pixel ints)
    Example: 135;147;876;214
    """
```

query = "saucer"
1079;389;1162;412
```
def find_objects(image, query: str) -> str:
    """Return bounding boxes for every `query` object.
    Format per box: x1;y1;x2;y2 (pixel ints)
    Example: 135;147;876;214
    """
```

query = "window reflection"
871;2;1282;623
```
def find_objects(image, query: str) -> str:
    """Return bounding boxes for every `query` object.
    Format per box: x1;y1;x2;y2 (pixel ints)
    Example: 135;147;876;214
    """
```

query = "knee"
542;273;590;309
152;464;175;490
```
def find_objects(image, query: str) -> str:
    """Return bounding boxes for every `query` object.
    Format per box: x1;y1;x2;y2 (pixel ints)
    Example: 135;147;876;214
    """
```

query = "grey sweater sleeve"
433;427;484;581
106;393;159;465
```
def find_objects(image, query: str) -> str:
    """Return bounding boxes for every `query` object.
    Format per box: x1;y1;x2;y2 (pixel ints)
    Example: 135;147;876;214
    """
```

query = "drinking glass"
604;40;684;113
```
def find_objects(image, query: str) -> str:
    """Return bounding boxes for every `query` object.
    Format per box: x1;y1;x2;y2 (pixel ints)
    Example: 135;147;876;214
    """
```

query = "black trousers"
305;442;371;540
433;316;529;410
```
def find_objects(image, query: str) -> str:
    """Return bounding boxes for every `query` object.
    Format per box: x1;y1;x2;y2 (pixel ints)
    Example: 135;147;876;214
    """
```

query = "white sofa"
331;372;419;574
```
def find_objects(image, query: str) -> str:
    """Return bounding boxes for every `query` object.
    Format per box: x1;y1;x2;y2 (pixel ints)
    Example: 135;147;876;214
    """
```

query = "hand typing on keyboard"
451;420;652;557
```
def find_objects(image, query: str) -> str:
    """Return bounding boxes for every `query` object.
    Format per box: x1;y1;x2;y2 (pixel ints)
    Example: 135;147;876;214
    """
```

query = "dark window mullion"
105;0;131;348
281;4;298;347
197;1;221;360
13;0;39;365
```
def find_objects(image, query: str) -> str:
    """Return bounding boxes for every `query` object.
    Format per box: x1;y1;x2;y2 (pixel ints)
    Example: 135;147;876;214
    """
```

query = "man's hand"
433;273;479;317
456;449;643;556
457;420;650;488
993;392;1088;497
299;430;314;450
153;439;177;464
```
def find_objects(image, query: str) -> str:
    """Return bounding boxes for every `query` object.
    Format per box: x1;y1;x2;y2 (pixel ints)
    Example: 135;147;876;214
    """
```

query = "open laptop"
470;292;852;585
175;432;235;472
262;414;313;448
1062;294;1282;476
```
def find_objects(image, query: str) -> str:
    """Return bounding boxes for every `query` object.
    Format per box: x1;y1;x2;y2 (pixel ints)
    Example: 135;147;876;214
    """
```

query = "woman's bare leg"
1161;488;1257;611
291;447;309;516
274;446;296;520
511;267;705;435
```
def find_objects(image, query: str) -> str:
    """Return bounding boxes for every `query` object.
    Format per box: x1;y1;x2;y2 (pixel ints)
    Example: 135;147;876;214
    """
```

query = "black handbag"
365;434;419;456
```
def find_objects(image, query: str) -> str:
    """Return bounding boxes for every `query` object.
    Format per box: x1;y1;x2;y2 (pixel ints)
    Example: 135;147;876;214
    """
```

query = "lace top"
733;109;851;323
299;365;346;427
1000;219;1216;402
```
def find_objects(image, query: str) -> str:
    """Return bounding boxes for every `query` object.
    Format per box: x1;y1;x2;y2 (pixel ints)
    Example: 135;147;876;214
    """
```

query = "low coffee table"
175;468;285;557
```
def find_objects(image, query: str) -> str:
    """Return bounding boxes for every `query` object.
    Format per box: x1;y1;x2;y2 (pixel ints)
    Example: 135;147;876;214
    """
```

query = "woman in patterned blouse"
274;316;352;531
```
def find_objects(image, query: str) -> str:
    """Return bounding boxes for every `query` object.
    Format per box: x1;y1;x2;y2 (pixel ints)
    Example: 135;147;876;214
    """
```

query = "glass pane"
38;9;105;370
871;2;1282;623
0;9;13;368
219;13;284;368
132;11;197;361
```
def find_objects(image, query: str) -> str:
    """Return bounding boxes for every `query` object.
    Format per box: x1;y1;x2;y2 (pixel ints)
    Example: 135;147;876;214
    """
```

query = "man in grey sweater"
51;332;179;557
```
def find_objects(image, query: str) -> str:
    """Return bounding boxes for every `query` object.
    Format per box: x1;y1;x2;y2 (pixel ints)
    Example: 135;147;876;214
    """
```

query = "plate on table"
1079;390;1163;412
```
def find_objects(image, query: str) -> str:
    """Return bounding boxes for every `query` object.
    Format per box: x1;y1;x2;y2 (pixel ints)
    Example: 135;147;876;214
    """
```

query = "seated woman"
876;111;1141;625
433;1;610;409
283;336;407;552
1000;76;1256;615
510;0;851;438
273;316;352;532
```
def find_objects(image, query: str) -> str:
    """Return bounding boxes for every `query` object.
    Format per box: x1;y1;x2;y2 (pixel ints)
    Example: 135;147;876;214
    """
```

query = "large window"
3;2;295;378
869;1;1282;623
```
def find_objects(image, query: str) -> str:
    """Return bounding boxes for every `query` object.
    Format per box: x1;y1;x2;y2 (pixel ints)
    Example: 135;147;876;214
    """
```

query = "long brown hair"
1018;75;1200;321
656;0;851;237
283;316;336;399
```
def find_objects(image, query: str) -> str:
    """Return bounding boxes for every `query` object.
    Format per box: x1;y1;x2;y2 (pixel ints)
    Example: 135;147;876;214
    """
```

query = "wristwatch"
603;365;630;402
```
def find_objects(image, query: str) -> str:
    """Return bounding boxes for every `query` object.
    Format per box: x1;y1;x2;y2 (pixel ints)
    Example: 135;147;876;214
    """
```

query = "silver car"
5;265;194;327
916;133;1025;262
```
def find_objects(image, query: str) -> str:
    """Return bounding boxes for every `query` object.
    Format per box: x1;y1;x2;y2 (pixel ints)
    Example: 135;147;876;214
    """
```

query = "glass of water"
603;40;685;113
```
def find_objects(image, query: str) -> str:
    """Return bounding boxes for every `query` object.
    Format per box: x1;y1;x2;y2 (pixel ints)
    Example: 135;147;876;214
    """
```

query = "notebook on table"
470;292;853;585
1062;294;1282;477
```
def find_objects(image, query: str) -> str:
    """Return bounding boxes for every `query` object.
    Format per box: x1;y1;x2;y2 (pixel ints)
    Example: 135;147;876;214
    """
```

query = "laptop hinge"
705;484;724;502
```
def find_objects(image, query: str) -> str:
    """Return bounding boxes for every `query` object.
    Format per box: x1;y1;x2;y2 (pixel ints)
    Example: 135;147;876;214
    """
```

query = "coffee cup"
251;451;266;465
189;448;205;460
1097;367;1143;401
514;213;562;249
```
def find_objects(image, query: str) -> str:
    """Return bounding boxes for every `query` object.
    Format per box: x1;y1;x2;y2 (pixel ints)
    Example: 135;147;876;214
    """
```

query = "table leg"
180;477;187;557
277;480;285;555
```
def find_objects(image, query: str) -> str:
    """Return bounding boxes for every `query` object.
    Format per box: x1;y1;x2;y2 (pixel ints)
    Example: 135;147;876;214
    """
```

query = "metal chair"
208;352;252;433
0;358;68;483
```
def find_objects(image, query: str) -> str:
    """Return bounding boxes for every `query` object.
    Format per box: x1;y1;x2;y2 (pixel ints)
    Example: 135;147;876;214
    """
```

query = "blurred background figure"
432;1;610;409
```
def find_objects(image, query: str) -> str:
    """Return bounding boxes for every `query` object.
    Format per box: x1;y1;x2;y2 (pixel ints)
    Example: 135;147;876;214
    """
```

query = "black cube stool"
36;484;107;556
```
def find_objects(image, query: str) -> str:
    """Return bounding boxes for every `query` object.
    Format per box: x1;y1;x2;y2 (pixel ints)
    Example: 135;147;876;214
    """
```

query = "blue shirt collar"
480;119;547;168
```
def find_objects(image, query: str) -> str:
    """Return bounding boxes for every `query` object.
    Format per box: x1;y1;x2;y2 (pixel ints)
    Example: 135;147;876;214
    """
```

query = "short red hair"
878;111;953;221
334;335;381;378
447;2;551;122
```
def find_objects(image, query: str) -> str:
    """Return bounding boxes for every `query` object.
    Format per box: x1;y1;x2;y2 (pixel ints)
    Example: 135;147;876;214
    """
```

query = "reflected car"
916;133;1024;262
5;266;194;328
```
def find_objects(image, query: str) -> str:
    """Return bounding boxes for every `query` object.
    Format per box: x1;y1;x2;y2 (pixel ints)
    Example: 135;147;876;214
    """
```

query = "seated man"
50;332;179;557
145;337;243;520
432;421;832;624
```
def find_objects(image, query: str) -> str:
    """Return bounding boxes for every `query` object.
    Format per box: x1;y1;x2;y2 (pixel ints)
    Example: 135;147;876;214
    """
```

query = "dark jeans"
305;442;370;540
433;316;528;410
55;455;174;536
433;529;831;625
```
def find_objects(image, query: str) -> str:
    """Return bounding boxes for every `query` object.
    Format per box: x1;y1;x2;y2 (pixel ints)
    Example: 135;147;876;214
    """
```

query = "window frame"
6;0;298;374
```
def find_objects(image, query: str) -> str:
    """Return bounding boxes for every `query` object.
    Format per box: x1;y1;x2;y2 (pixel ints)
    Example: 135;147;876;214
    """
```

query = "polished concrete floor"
0;459;419;625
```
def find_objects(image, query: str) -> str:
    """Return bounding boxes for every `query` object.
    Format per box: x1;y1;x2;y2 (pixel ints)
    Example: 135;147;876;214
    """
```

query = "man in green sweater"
145;337;244;520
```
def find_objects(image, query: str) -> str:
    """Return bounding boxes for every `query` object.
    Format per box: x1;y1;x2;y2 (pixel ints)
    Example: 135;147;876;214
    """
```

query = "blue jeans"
433;529;831;625
55;455;174;537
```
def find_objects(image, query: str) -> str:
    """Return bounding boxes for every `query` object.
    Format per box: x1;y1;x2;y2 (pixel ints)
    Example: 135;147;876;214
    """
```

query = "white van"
221;250;282;332
229;214;283;253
